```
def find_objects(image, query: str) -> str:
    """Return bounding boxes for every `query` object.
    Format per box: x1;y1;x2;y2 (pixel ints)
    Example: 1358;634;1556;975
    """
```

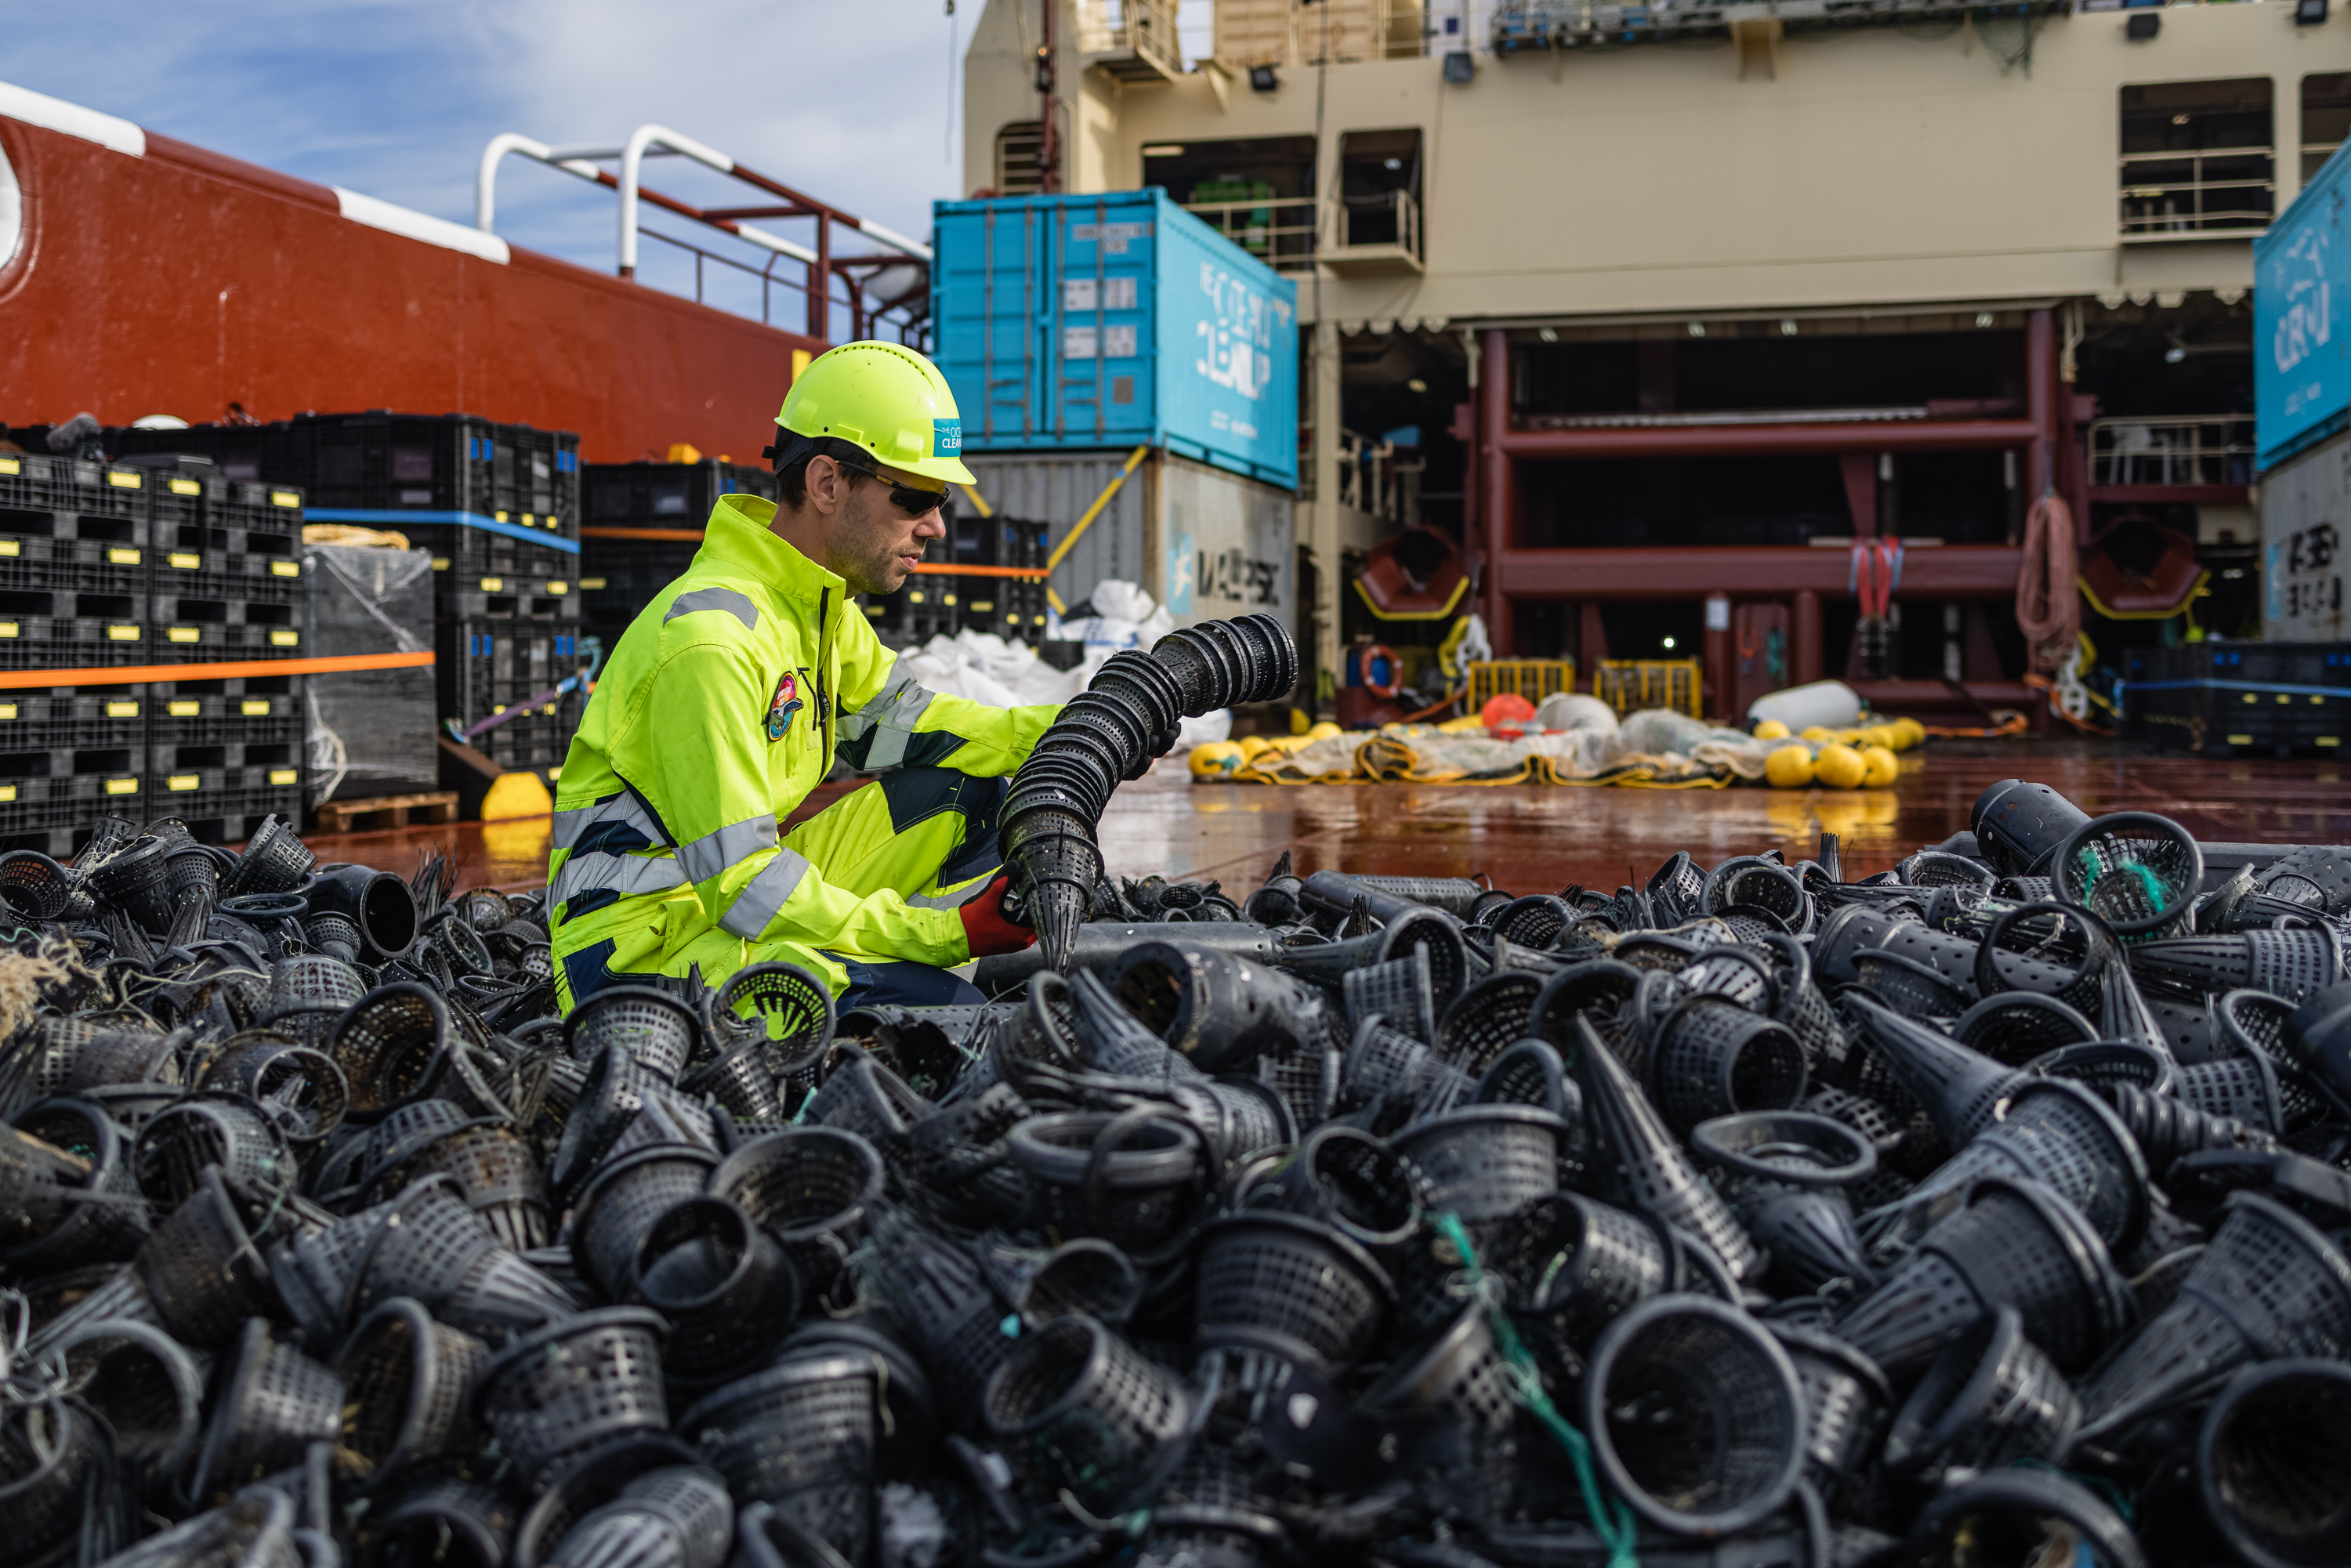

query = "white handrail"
618;125;735;277
472;124;929;277
476;136;627;232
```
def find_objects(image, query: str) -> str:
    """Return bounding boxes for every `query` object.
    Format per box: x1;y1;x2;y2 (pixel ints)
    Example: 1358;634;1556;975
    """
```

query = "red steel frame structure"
1470;308;2085;720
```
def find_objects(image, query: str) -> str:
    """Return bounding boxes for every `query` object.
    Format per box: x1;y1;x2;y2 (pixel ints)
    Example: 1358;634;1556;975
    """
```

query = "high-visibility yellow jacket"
546;494;1059;1001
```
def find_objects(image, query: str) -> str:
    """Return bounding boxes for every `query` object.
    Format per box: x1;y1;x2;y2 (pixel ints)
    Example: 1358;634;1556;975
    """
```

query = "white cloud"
3;0;982;331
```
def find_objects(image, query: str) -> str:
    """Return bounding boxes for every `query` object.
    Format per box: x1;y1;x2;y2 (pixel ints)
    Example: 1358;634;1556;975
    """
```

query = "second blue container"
930;189;1300;489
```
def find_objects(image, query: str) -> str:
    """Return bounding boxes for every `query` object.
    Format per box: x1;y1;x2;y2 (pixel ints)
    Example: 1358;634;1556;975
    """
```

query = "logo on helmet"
933;418;962;455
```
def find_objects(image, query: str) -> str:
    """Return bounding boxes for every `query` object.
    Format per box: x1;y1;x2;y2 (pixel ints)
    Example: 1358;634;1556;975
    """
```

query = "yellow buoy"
1799;726;1834;744
1290;708;1311;735
1765;744;1817;788
1190;741;1244;779
1891;717;1927;751
1306;721;1342;741
1752;719;1791;742
1236;734;1273;761
1813;742;1867;790
1860;744;1900;788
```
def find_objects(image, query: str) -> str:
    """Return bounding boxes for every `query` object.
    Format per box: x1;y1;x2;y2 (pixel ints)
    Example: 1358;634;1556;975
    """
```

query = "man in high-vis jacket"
547;341;1056;1012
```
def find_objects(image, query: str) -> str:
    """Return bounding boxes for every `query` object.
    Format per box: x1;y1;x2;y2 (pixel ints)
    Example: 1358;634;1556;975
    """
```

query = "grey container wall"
959;449;1294;634
2257;429;2349;642
303;545;440;800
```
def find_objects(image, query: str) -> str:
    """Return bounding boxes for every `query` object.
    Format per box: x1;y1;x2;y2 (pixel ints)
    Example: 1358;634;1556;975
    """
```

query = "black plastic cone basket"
2197;1357;2351;1568
227;813;317;897
984;1313;1194;1512
707;1126;885;1300
679;1349;878;1562
1194;1210;1394;1375
1582;1293;1806;1537
187;1316;346;1505
1571;1015;1760;1281
563;984;701;1083
330;985;452;1122
571;1143;723;1303
334;1296;489;1493
634;1196;802;1391
135;1163;279;1349
1645;995;1809;1133
544;1465;736;1568
1836;1175;2136;1381
1489;1190;1673;1353
2075;1190;2351;1451
477;1306;672;1488
1882;1305;2080;1479
2052;811;2204;941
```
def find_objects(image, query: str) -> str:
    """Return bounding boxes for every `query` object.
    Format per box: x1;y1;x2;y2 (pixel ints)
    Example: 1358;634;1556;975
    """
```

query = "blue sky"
5;2;1219;330
3;0;998;326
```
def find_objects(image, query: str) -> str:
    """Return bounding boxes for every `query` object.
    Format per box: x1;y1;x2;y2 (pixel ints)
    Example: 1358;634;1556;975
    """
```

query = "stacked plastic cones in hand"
1000;613;1297;966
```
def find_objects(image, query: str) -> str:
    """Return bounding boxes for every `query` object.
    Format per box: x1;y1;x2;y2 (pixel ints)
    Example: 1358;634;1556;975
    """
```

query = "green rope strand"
1432;1211;1641;1568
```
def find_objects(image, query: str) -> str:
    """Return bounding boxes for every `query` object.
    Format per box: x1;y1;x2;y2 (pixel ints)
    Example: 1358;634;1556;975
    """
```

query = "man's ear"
804;454;849;515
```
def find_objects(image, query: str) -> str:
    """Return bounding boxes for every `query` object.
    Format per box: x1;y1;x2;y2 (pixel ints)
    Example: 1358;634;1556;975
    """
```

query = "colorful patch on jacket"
766;670;804;740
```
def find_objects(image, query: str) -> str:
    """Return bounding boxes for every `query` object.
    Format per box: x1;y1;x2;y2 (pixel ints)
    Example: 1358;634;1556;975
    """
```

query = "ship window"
1338;129;1422;250
995;122;1047;197
2303;73;2351;181
1147;135;1317;269
2119;78;2275;237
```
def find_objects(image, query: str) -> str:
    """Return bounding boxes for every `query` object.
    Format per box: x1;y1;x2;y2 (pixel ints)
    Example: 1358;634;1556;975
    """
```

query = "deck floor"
303;741;2351;900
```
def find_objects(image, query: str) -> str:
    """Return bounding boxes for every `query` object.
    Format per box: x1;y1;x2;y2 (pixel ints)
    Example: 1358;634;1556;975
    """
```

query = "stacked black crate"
248;412;581;786
2123;643;2351;757
445;621;589;779
0;451;154;852
579;459;774;656
143;462;306;842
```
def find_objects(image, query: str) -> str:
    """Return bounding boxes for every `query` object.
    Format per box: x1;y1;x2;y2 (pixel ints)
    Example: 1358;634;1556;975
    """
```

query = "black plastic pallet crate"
466;703;581;778
408;523;583;586
280;413;580;536
0;615;151;670
150;590;304;658
154;548;306;608
2123;643;2351;756
150;683;305;770
584;459;774;527
441;621;591;724
0;453;150;522
0;498;150;568
0;690;148;755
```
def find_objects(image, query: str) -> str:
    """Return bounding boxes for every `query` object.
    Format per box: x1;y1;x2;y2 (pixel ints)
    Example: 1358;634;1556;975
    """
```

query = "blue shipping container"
931;190;1299;489
2257;142;2351;471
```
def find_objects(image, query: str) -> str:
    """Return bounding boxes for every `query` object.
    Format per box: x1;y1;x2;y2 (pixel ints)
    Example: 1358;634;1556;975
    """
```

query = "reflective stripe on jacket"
547;493;1059;983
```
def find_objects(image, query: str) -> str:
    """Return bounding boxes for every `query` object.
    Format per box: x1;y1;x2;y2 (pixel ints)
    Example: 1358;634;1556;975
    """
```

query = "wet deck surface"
303;741;2351;900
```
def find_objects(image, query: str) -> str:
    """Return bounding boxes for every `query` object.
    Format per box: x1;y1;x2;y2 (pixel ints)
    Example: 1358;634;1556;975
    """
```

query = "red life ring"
1355;643;1402;701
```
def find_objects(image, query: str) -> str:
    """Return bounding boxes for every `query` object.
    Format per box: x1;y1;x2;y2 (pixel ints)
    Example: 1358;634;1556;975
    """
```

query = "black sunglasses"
828;456;951;521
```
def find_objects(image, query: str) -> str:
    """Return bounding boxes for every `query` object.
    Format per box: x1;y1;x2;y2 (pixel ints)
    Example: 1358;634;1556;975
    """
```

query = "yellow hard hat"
771;340;976;487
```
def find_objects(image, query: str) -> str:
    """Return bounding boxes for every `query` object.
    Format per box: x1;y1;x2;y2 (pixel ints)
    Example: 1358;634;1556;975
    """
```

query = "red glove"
959;871;1037;957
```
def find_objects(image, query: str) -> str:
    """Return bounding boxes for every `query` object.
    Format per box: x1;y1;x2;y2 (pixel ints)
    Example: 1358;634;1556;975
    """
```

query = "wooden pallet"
313;790;460;834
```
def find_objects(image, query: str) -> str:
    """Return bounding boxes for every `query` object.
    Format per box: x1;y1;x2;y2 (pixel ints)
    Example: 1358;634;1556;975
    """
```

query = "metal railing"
1078;0;1184;75
1183;194;1322;270
1339;189;1422;259
2118;147;2275;237
2088;415;2256;488
1335;430;1408;522
475;125;931;342
1213;0;1429;65
1178;190;1422;269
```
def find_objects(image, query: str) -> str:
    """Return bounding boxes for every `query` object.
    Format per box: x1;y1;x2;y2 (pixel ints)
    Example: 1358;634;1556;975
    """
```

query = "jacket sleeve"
833;610;1059;777
646;640;972;965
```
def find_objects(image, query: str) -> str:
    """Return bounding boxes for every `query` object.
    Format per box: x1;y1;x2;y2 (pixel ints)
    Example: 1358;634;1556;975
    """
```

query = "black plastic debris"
2;778;2349;1568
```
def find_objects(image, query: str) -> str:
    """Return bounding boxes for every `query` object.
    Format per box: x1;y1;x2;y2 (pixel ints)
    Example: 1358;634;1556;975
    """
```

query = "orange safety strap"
0;650;435;691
